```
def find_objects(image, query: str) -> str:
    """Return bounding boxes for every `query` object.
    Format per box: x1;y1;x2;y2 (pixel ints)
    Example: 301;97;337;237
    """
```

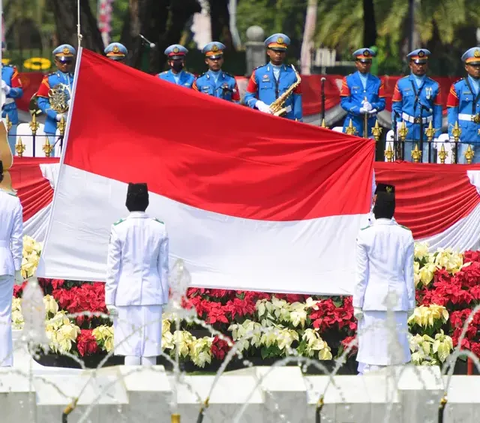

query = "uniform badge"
63;47;70;55
277;37;284;44
113;45;120;53
173;47;179;53
212;45;219;52
418;50;425;57
363;50;370;56
475;50;480;58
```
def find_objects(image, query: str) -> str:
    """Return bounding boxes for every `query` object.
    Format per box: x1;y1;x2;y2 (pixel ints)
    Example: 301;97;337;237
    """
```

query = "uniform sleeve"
158;232;170;305
36;76;58;120
447;83;459;138
391;82;403;123
8;67;23;99
105;225;121;305
371;80;386;111
244;70;259;108
433;86;443;136
352;233;369;309
11;199;23;271
340;77;360;116
404;236;415;310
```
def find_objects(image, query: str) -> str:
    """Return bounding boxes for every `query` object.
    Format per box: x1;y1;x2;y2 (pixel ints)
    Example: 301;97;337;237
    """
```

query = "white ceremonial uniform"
105;212;169;357
0;188;23;367
353;218;415;374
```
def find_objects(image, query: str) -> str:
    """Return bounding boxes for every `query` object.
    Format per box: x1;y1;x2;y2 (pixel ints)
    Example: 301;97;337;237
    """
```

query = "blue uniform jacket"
340;71;385;137
157;70;195;88
244;64;302;121
447;78;480;143
37;71;74;135
2;65;23;125
193;71;240;103
392;75;443;140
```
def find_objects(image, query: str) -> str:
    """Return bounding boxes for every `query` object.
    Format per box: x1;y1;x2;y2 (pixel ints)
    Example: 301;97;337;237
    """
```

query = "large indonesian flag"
37;49;375;295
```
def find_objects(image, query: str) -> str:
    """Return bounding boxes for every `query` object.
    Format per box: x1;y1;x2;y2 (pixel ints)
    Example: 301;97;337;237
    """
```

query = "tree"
48;0;104;52
209;0;234;50
120;0;201;72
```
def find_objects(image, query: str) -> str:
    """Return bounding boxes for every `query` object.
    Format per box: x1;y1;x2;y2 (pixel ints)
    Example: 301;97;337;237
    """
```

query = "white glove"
255;100;273;114
56;113;65;122
362;101;373;112
359;107;367;114
354;307;364;320
106;304;119;317
368;108;377;115
14;270;23;286
2;80;10;95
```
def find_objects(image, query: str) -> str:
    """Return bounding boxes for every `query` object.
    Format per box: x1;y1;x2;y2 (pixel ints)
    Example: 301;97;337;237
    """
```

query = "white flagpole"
0;0;4;115
77;0;83;47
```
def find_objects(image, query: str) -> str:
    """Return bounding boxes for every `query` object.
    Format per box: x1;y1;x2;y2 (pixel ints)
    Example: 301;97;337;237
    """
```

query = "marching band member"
157;44;195;88
193;42;240;103
105;183;170;366
392;49;442;162
104;42;128;63
1;43;23;155
37;44;76;154
244;33;302;121
353;184;415;375
0;160;23;367
447;47;480;164
340;48;385;137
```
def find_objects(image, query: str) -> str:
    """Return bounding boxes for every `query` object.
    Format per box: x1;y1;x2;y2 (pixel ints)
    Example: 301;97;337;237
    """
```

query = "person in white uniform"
0;160;24;366
353;183;415;374
105;183;169;366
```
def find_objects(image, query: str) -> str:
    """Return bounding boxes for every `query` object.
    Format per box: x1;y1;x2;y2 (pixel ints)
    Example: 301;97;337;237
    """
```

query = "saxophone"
269;65;302;117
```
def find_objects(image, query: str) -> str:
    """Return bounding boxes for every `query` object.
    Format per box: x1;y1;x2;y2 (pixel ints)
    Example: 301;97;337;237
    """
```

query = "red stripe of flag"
64;49;375;221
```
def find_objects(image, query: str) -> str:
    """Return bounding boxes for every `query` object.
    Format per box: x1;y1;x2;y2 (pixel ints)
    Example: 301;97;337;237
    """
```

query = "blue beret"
202;42;226;58
105;42;128;60
264;33;290;50
462;47;480;65
352;48;376;59
164;44;188;58
53;44;76;60
407;49;431;63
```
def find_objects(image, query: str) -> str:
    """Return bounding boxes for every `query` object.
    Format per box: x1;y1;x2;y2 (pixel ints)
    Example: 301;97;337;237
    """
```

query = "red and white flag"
37;49;375;295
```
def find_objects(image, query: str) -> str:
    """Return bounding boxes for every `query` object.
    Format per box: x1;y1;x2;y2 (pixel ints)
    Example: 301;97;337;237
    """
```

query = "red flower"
76;329;99;357
13;281;28;298
211;336;232;360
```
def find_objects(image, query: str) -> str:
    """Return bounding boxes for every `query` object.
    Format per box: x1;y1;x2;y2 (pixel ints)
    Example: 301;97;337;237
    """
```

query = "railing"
5;114;65;158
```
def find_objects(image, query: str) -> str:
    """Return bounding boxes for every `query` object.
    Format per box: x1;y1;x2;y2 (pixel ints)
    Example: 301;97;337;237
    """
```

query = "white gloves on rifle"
362;100;373;112
2;80;10;95
354;307;364;321
368;109;377;115
255;100;273;114
56;113;65;122
106;304;119;317
14;270;23;286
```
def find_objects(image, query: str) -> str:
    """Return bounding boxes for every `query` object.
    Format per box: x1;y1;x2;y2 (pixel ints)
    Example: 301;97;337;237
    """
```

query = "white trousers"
114;305;163;357
0;275;14;367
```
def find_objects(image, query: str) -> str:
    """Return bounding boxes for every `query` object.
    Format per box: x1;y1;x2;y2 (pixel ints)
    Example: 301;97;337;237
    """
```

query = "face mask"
171;61;184;72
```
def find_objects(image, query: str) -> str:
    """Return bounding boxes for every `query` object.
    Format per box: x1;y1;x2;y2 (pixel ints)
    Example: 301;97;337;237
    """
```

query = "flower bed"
14;236;480;372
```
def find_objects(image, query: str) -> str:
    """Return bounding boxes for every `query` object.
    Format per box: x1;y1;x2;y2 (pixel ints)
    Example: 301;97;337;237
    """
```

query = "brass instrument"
269;65;301;117
48;83;71;114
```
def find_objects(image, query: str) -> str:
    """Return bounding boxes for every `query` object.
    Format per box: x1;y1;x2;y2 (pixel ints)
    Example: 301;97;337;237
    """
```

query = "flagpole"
77;0;83;47
0;0;4;116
